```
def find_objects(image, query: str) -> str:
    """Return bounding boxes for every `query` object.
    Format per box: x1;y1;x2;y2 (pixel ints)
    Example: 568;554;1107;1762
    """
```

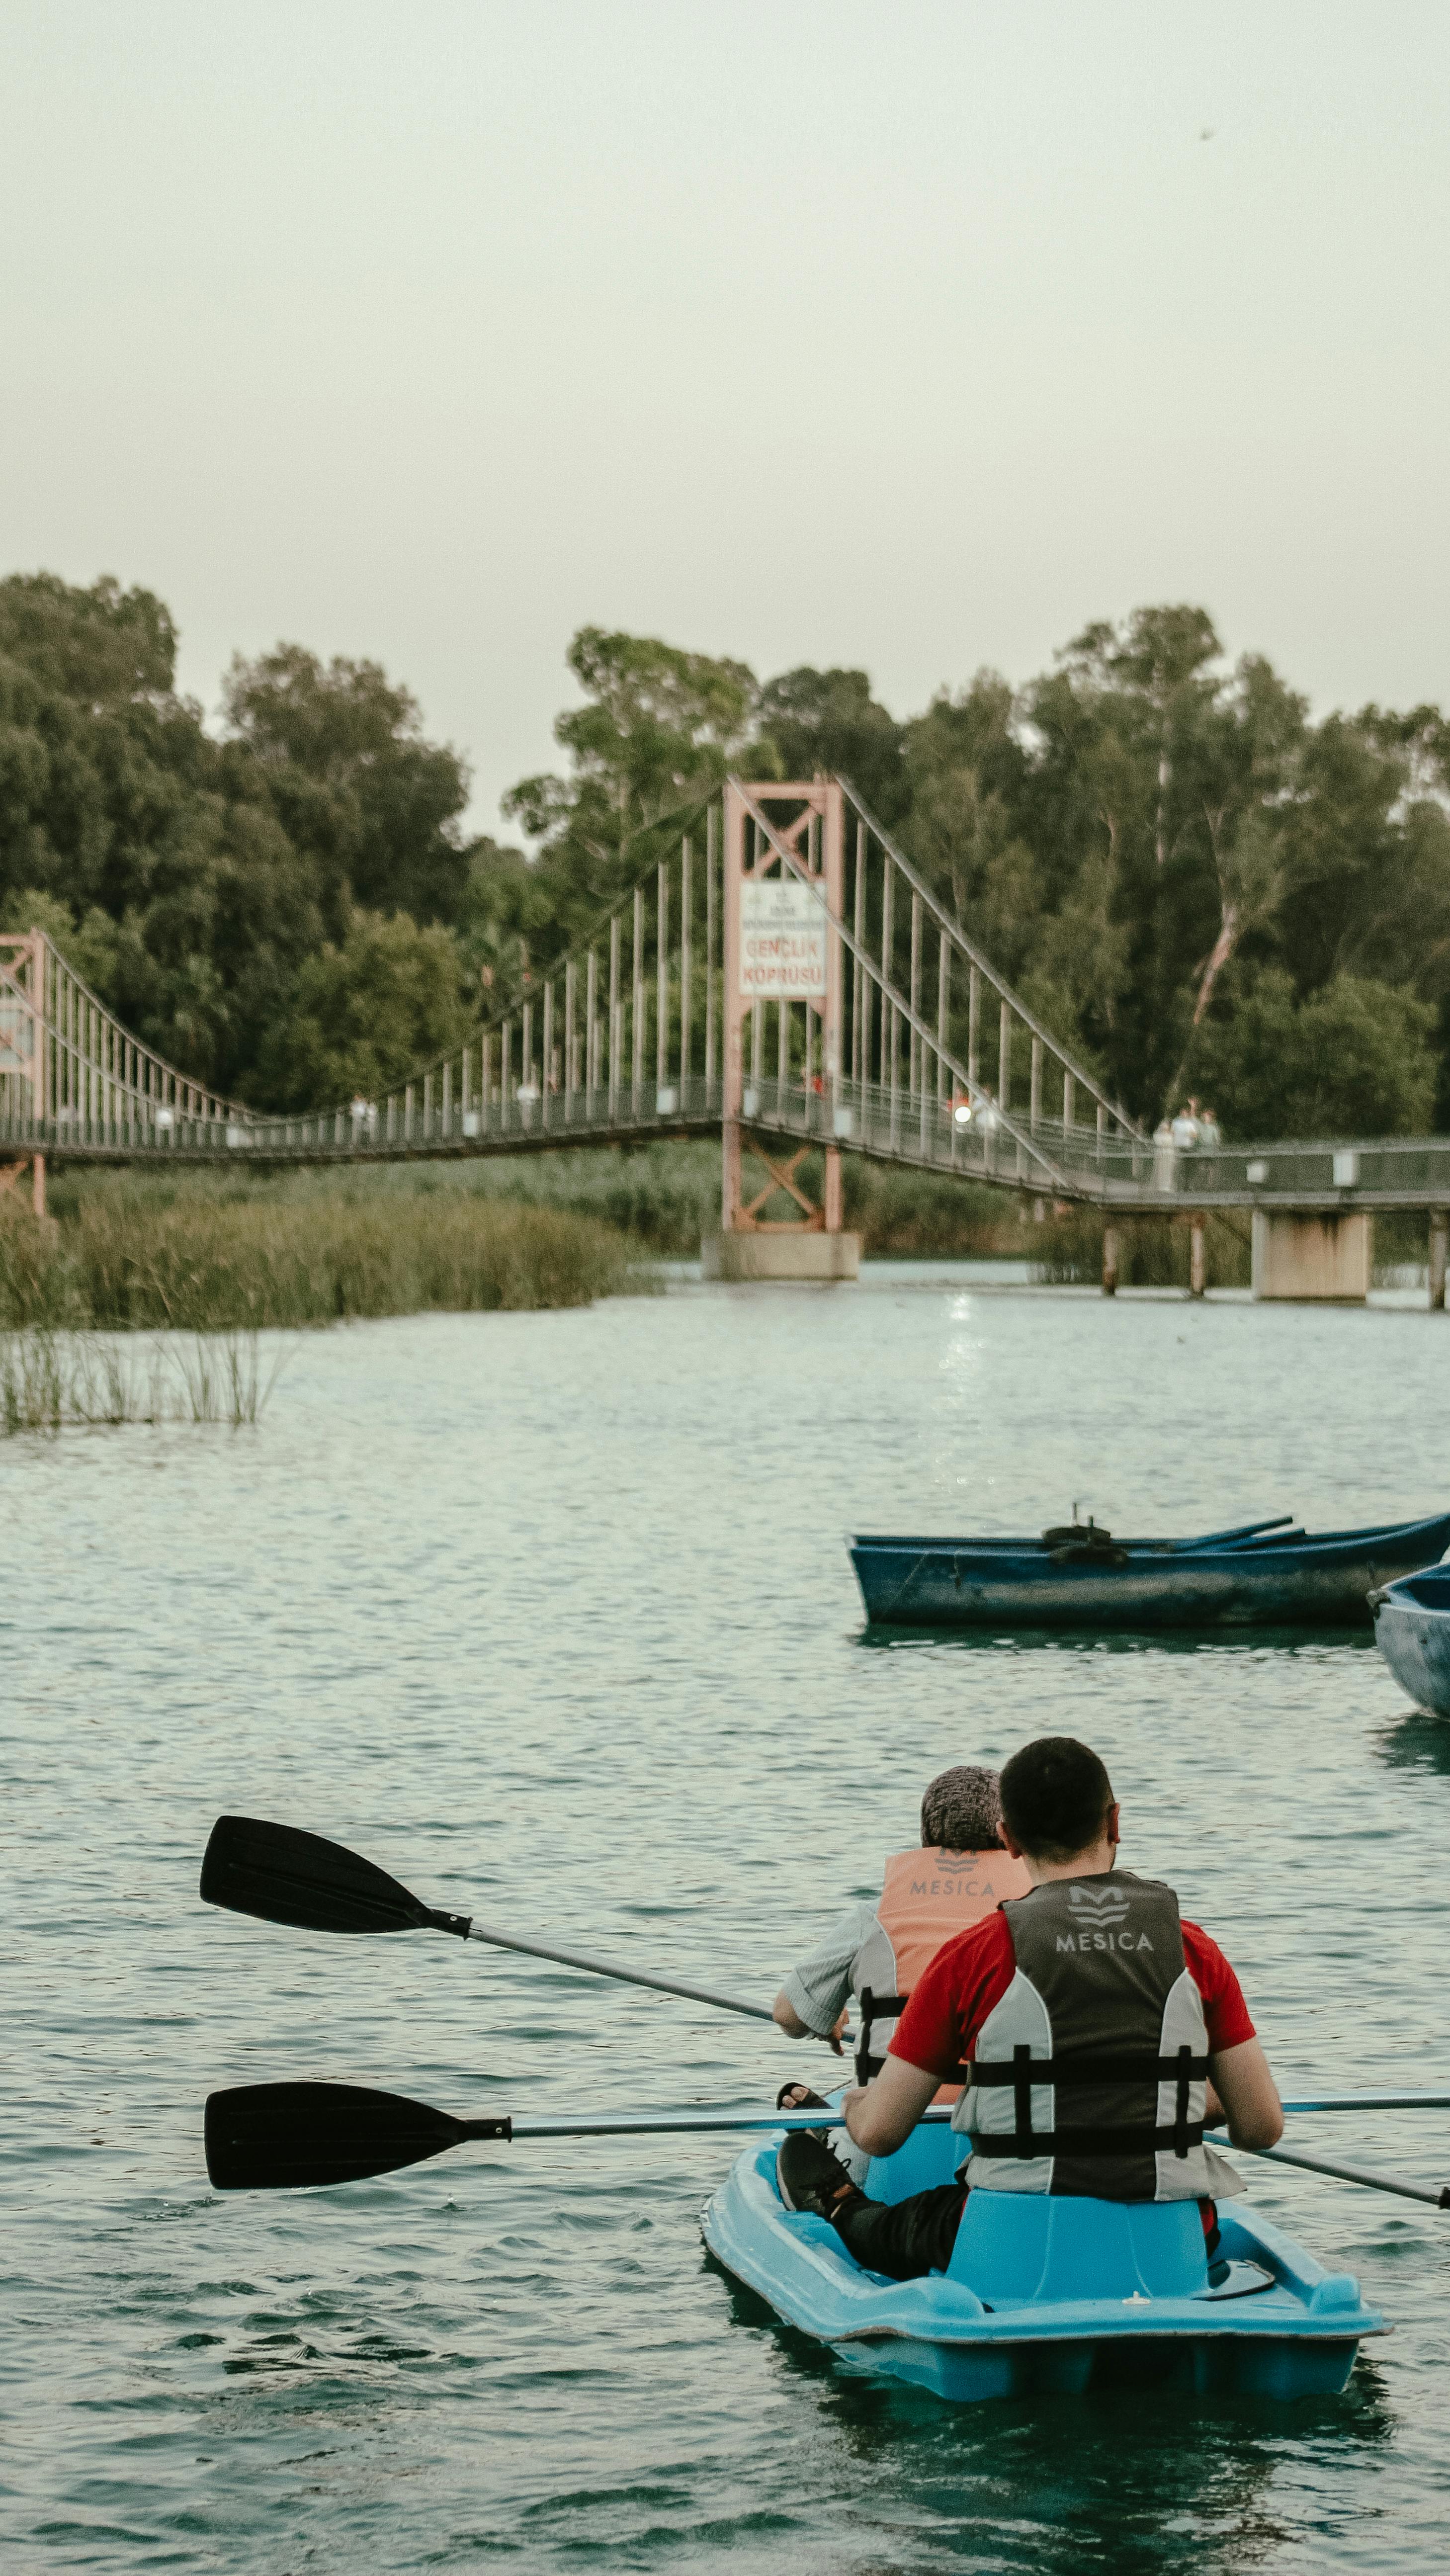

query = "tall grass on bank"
41;1146;1030;1262
0;1190;639;1332
0;1327;282;1435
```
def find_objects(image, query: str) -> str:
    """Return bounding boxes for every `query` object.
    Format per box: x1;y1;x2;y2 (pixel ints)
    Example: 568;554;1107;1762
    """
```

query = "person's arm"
772;1990;848;2052
1207;2037;1283;2149
842;2056;940;2157
773;1905;875;2055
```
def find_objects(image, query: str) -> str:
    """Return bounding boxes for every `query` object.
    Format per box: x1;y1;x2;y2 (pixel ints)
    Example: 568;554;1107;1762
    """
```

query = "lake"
6;1269;1450;2572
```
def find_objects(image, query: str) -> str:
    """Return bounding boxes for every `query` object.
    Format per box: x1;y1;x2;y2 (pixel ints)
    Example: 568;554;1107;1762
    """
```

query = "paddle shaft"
465;1920;775;2024
500;2092;1450;2137
1253;2140;1450;2207
490;2096;1450;2140
204;2076;1450;2194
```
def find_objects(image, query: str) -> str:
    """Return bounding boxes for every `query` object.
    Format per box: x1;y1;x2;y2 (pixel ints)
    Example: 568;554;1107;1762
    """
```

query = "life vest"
956;1870;1215;2202
854;1843;1032;2092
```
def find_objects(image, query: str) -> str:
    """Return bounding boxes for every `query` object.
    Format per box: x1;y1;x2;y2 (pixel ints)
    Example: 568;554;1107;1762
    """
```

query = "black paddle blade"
205;2080;511;2190
200;1816;471;1939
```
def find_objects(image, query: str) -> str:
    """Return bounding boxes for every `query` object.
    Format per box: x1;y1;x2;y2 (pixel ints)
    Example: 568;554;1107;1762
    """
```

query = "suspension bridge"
4;775;1450;1303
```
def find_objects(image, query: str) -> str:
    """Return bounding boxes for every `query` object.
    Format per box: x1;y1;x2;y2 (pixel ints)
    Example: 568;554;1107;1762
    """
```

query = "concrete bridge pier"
1251;1210;1370;1302
1430;1212;1447;1311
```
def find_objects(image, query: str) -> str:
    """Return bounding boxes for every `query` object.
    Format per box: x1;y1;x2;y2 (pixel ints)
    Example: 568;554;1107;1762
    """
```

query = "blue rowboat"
1372;1568;1450;1717
701;2110;1384;2404
850;1511;1450;1631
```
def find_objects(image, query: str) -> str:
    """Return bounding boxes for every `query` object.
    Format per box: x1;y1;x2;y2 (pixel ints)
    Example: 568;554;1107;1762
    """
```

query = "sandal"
775;2080;831;2112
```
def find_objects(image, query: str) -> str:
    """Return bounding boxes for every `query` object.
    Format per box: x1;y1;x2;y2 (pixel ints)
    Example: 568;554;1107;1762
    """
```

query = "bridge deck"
7;1077;1450;1212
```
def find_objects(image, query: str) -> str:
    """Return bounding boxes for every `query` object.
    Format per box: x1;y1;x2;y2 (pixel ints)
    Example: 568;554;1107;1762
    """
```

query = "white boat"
1372;1569;1450;1717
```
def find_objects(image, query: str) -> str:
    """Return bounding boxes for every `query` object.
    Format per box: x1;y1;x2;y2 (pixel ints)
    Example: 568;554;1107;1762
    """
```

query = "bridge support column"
0;1153;44;1216
704;776;860;1283
1189;1213;1206;1299
1430;1212;1447;1311
1102;1222;1118;1296
1251;1210;1370;1302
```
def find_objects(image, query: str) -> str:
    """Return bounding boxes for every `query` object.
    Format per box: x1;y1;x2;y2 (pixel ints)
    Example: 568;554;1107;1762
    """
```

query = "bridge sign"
738;877;828;999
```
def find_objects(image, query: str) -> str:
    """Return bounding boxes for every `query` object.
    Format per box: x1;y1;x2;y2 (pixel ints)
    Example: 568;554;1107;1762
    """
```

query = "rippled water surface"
7;1272;1450;2572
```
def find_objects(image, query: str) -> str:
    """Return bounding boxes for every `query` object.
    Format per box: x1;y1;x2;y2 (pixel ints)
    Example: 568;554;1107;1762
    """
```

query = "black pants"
832;2182;967;2283
833;2186;1220;2282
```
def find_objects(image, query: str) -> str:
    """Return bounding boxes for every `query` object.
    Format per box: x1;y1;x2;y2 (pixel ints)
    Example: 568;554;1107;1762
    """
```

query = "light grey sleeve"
780;1903;880;2039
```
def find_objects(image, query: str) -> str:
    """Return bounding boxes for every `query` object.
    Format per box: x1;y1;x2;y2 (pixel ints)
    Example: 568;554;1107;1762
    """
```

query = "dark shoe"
776;2129;863;2224
775;2081;831;2112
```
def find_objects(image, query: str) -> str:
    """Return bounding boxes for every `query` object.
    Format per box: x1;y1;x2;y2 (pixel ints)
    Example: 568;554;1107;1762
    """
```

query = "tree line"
2;573;1448;1137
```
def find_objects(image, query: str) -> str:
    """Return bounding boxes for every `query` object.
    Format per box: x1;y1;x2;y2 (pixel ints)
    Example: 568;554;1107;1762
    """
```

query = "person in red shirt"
776;1735;1284;2284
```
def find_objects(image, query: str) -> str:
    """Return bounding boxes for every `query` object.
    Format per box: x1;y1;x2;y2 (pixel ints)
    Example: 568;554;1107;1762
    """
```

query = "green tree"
753;666;907;823
504;627;756;940
222;645;473;929
1187;968;1436;1137
251;909;475;1112
0;574;323;1093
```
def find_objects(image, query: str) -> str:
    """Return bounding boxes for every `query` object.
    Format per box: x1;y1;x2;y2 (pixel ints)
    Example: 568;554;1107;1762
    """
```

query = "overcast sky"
2;2;1447;837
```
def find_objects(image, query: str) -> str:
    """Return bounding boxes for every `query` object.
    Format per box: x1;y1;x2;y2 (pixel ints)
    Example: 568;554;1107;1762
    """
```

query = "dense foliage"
3;574;1449;1136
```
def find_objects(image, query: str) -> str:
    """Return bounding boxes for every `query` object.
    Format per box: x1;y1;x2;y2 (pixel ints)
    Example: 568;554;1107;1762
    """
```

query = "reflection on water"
713;2251;1395;2576
859;1622;1379;1657
4;1283;1449;2572
1374;1708;1450;1775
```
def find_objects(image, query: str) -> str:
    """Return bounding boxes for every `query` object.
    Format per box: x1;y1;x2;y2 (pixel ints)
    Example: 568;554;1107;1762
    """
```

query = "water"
6;1271;1450;2572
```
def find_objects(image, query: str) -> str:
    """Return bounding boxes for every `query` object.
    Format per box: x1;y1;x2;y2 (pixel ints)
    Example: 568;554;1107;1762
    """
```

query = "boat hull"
851;1514;1450;1631
701;2114;1383;2406
1373;1568;1450;1717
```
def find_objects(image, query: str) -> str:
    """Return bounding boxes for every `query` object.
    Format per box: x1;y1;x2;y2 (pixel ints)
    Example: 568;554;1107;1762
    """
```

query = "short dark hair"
999;1737;1114;1862
920;1765;1002;1852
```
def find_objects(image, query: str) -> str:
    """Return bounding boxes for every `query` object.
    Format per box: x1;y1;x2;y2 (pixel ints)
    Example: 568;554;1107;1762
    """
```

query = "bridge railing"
0;930;240;1135
835;779;1144;1155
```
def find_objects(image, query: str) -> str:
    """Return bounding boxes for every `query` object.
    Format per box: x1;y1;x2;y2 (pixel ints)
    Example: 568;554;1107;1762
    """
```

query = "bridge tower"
703;777;861;1281
0;931;45;1215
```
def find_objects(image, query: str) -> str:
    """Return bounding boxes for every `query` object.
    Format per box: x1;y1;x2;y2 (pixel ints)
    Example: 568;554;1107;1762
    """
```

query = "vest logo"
1056;1881;1151;1952
1067;1883;1129;1927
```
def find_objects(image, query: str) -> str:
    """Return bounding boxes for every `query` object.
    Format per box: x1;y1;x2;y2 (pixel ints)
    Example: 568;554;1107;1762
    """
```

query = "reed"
0;1187;641;1332
0;1326;282;1435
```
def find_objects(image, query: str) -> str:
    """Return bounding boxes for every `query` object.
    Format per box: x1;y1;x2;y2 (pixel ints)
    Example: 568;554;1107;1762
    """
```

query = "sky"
2;1;1448;839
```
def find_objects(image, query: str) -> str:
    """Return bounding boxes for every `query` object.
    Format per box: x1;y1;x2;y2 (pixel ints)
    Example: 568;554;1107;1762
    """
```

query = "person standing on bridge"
771;1766;1030;2129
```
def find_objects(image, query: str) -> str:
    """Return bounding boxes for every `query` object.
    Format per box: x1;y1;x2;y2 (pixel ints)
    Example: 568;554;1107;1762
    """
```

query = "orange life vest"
857;1843;1033;2101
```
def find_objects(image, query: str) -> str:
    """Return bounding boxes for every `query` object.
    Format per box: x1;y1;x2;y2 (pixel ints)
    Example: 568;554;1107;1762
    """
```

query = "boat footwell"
700;2123;1385;2405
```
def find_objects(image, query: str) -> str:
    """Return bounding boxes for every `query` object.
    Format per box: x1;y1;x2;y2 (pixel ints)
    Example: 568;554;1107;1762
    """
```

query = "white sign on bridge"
738;876;829;1000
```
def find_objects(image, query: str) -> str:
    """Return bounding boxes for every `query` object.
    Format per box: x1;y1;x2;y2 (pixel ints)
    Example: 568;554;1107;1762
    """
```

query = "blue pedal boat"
1372;1567;1450;1717
701;2112;1385;2404
851;1511;1450;1631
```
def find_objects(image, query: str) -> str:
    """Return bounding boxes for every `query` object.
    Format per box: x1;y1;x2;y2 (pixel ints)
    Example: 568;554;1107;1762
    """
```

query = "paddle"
204;2080;875;2190
200;1816;776;2025
1170;1514;1295;1551
207;2078;1450;2194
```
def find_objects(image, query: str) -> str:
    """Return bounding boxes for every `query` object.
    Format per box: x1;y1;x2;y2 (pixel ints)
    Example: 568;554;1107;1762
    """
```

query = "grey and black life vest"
955;1869;1215;2202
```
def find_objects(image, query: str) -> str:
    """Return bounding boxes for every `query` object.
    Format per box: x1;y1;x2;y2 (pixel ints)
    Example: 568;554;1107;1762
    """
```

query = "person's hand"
827;2008;849;2058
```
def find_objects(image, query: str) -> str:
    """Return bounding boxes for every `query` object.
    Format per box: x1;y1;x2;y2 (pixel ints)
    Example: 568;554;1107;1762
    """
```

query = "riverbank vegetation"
0;1178;639;1333
3;575;1450;1143
0;1324;279;1433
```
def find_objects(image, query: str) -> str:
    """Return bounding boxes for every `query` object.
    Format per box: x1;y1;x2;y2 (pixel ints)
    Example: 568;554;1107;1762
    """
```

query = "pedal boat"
701;2111;1384;2403
1371;1566;1450;1717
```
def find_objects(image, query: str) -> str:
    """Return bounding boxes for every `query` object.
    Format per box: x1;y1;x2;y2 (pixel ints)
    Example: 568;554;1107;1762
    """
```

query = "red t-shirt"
889;1908;1256;2079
